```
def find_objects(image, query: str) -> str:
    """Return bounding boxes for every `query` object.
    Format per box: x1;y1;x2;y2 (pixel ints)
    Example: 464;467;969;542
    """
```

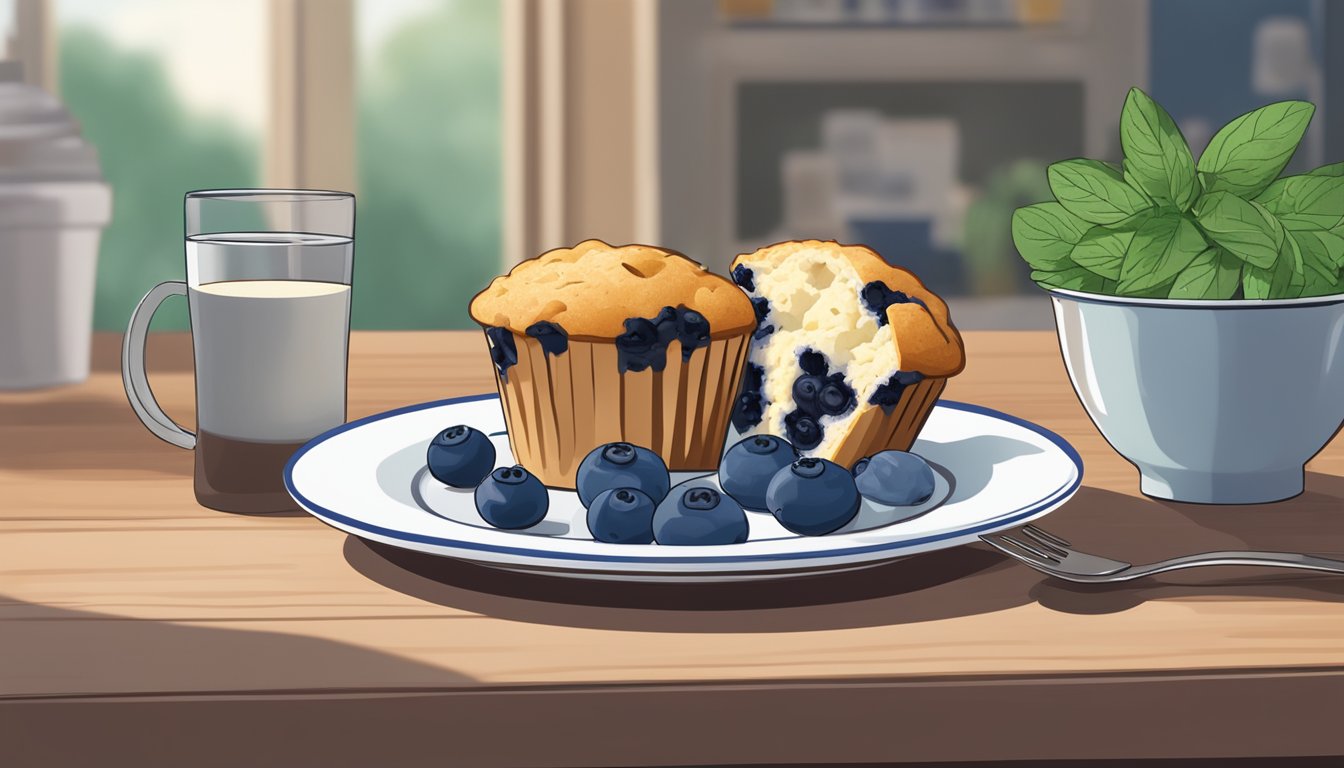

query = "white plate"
285;395;1082;582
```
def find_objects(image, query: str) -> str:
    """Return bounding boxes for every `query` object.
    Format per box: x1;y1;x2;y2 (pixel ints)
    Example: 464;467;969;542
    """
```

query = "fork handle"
1144;551;1344;577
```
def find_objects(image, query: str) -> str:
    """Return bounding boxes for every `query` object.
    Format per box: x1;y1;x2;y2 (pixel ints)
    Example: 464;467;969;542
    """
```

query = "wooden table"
3;331;1343;766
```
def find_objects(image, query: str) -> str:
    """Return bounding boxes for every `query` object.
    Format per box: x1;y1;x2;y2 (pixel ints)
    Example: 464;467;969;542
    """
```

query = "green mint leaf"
1121;165;1158;208
1119;87;1198;210
1305;229;1344;269
1242;264;1272;298
1197;100;1315;198
1011;202;1090;270
1309;161;1344;178
1069;224;1137;280
1030;265;1110;293
1277;239;1307;298
1286;229;1305;275
1299;252;1344;295
1292;230;1344;281
1298;228;1344;296
1168;247;1241;299
1116;213;1207;294
1193;191;1284;268
1300;270;1344;297
1246;240;1305;299
1047;158;1152;225
1255;174;1344;231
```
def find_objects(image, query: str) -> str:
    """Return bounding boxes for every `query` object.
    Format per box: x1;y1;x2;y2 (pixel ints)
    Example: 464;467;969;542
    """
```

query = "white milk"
188;279;350;443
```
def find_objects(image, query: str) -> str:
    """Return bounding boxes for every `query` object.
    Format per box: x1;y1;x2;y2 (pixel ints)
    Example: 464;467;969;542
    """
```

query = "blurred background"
2;0;1340;331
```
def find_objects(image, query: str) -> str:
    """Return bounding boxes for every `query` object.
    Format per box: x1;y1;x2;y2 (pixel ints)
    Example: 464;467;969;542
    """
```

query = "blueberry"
859;281;927;327
484;327;518;380
475;465;548;529
750;296;775;339
732;391;765;432
766;457;860;536
783;410;823;451
653;486;749;546
818;374;855;416
731;363;767;432
615;307;690;373
853;450;936;506
751;296;771;325
731;264;755;291
869;370;925;412
792;374;824;413
651;306;681;346
675;307;712;360
525;320;568;356
615;317;665;373
798;349;829;376
718;435;800;512
575;442;671;507
586;487;656;544
426;425;496;488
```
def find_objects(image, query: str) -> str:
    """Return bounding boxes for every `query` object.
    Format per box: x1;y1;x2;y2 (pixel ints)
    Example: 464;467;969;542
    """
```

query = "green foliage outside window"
60;26;258;331
354;0;502;329
60;0;502;331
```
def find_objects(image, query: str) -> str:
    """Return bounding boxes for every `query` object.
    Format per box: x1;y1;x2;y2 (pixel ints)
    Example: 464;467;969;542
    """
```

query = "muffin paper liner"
487;332;751;488
826;377;948;470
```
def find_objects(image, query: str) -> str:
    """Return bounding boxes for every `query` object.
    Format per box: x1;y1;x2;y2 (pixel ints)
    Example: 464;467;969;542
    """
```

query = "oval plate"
285;395;1082;582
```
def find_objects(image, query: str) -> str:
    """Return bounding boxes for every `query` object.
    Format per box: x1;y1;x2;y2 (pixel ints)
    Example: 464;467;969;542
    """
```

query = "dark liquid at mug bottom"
194;430;307;514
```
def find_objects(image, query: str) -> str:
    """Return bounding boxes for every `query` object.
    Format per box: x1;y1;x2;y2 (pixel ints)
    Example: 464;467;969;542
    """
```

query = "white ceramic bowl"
1050;289;1344;504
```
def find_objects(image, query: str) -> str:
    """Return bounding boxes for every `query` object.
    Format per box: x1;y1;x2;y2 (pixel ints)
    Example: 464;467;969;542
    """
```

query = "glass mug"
123;189;355;513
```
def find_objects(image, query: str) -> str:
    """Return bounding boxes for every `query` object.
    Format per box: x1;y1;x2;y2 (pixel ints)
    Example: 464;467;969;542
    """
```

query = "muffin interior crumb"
745;247;903;457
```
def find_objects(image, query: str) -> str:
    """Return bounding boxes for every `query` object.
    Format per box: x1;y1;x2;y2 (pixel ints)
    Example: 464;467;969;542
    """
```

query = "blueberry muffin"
469;240;757;488
728;240;965;469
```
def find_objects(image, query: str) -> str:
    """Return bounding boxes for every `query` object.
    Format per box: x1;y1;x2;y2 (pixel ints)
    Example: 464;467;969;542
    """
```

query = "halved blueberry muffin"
728;240;965;469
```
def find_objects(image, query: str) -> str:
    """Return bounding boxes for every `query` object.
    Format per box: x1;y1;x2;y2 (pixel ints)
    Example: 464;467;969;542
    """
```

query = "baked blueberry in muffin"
728;240;964;469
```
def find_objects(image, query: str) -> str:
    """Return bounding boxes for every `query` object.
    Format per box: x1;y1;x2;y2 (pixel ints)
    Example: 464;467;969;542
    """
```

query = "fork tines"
1023;524;1071;548
984;534;1061;564
1020;526;1072;559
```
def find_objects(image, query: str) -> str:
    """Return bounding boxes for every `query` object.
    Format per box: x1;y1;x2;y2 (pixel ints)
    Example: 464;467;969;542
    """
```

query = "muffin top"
469;240;757;340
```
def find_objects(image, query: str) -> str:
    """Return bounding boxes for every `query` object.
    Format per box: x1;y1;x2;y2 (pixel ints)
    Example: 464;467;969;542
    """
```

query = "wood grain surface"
2;331;1343;766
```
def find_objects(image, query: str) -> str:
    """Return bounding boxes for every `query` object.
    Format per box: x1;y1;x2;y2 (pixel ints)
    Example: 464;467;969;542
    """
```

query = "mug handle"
121;281;196;449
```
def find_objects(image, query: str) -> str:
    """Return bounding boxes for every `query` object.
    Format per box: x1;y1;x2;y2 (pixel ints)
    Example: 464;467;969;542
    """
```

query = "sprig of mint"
1014;88;1344;300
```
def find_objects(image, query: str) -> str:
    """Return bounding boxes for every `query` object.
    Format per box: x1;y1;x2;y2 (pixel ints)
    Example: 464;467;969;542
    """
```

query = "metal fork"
980;524;1344;584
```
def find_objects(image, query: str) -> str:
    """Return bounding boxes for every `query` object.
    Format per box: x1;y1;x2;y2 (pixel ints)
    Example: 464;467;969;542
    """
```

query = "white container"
0;62;112;389
1050;289;1344;504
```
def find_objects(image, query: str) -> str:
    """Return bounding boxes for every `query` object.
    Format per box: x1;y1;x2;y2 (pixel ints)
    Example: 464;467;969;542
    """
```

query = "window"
58;0;267;330
354;0;501;329
19;0;1341;333
45;0;502;331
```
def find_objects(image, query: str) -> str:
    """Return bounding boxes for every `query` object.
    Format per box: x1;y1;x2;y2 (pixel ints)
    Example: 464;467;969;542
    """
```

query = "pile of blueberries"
426;426;936;546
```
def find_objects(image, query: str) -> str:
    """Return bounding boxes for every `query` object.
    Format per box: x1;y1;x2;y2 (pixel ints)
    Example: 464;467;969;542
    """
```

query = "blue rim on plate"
284;395;1083;565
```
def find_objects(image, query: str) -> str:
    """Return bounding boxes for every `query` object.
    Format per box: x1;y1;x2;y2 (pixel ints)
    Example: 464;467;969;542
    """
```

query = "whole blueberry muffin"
728;240;965;469
469;240;757;488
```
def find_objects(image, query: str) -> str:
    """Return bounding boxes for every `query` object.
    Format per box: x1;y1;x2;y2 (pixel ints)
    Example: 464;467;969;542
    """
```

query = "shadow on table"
90;331;194;372
1023;473;1344;615
0;394;193;476
0;332;194;476
346;470;1344;630
0;594;474;697
343;535;1039;632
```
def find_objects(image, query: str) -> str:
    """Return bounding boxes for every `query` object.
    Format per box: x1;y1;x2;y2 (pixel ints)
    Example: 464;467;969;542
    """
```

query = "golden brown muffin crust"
469;240;757;340
730;240;966;378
